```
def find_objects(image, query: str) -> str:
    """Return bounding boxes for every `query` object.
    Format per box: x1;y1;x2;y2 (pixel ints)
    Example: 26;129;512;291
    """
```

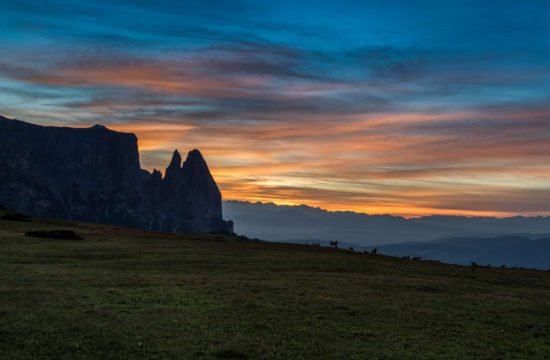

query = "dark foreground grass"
1;213;549;359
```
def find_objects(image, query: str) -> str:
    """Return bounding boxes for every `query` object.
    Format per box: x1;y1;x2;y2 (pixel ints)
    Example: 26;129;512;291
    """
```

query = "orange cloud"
5;50;550;218
69;108;549;218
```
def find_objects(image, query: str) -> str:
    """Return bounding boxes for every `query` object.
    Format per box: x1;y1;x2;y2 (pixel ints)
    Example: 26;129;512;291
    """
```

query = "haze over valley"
224;200;550;268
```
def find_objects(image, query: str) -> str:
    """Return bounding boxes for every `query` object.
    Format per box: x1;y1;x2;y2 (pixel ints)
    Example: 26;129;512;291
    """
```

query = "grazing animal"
329;240;339;248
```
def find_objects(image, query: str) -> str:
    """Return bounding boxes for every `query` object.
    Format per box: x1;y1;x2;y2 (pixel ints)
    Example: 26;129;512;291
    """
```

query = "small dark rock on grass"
1;213;31;222
25;230;82;240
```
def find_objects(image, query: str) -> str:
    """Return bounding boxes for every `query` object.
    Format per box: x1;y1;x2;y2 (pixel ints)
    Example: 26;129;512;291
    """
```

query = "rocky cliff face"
0;116;233;233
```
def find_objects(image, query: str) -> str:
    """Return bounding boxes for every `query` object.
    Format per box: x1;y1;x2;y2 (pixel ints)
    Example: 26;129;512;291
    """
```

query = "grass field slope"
1;210;550;359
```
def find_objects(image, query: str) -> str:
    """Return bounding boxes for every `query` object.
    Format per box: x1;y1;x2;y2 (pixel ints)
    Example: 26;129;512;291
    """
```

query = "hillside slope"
1;211;549;359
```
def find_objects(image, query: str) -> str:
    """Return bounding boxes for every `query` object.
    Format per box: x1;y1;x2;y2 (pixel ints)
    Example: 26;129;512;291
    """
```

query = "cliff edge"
0;115;233;233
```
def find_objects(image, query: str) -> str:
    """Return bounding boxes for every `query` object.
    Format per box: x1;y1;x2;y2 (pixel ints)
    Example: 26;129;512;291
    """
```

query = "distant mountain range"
224;201;550;269
376;236;550;269
223;200;550;246
276;236;550;269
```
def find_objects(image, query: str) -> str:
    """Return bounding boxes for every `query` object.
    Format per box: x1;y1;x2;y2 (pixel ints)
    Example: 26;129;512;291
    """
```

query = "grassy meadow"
1;210;549;359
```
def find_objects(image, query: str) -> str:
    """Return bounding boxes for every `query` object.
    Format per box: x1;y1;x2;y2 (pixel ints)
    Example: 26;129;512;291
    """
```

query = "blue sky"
1;1;550;216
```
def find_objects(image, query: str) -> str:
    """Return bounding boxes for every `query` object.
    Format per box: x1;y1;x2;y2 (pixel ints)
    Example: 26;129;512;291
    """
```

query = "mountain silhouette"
223;200;550;245
376;236;550;269
0;115;233;233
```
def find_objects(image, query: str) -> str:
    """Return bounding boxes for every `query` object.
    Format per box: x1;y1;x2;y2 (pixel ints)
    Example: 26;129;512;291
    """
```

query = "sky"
1;0;550;217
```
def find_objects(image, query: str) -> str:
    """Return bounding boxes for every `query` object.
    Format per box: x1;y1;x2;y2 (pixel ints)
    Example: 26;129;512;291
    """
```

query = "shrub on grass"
1;213;31;222
25;230;82;240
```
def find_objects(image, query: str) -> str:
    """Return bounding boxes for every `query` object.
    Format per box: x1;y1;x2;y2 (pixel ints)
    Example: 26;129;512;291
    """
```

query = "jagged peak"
164;150;183;182
152;169;162;179
168;149;182;169
185;149;206;164
181;149;212;179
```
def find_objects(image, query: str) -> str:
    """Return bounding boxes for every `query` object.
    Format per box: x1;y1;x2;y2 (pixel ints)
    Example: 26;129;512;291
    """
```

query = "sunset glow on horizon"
2;1;550;217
